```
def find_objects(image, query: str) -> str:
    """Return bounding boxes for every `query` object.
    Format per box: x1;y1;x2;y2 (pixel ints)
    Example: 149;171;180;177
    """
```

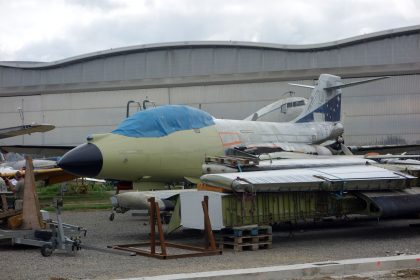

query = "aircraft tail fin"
292;74;389;123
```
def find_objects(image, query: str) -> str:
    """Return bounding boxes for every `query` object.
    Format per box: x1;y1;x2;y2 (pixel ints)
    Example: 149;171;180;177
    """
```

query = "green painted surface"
89;125;224;181
167;197;181;233
221;192;368;227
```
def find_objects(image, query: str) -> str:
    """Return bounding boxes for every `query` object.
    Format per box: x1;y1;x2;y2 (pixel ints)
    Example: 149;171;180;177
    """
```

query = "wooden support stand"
111;195;222;259
21;156;43;230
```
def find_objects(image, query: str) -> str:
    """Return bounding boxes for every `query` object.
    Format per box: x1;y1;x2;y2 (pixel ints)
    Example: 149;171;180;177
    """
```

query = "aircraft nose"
332;122;344;137
58;143;103;177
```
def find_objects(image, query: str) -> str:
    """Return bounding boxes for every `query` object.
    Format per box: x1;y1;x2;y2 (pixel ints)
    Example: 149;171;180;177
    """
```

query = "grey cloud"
10;38;84;62
4;0;420;61
64;0;123;11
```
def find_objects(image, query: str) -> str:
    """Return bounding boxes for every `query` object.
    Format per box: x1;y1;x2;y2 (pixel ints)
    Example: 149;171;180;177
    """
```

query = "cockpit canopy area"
112;105;215;138
280;100;306;113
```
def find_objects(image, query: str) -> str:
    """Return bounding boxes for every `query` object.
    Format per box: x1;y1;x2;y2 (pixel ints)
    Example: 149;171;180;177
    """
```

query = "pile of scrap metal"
109;153;420;232
367;154;420;181
198;152;420;228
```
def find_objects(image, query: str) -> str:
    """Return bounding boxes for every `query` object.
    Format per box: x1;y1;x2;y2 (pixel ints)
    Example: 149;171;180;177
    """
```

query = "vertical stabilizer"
291;74;389;123
293;74;342;123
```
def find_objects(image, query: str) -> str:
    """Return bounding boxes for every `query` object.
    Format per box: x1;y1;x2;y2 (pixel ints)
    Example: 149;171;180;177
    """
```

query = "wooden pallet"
220;225;273;251
224;225;272;237
221;241;272;251
223;234;272;244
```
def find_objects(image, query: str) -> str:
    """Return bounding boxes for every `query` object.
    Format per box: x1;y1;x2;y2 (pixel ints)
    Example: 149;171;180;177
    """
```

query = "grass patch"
43;203;112;212
38;182;113;211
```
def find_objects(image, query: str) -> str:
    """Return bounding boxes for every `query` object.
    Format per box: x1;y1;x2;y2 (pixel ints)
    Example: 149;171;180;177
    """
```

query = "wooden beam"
21;156;43;230
202;196;217;250
148;197;156;255
155;202;167;256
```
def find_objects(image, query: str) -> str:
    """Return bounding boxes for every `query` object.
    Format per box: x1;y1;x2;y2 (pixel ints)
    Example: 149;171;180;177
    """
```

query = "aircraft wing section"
0;145;75;157
0;124;54;139
0;166;15;175
0;167;77;185
288;83;315;89
348;144;420;155
233;142;331;155
357;188;420;218
33;168;78;185
200;165;415;193
324;76;389;91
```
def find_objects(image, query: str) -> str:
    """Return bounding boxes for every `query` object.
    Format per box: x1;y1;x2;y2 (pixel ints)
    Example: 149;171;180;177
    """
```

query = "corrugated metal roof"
1;25;419;69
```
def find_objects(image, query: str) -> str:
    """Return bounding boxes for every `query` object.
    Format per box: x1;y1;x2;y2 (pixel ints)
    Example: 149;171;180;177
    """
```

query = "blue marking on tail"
295;94;341;123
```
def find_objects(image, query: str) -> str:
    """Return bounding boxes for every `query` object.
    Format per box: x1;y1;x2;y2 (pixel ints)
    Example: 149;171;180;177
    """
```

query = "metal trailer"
0;199;87;257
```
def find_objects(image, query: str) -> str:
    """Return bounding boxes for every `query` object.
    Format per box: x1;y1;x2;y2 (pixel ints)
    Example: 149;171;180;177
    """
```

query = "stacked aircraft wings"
200;157;416;192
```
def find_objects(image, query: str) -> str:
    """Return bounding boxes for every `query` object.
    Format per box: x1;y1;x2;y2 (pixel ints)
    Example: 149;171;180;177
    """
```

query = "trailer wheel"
109;213;115;221
41;244;53;257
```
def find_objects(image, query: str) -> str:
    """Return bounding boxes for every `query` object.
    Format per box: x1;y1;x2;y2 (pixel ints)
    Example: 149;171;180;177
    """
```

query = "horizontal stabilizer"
324;76;389;90
288;83;315;89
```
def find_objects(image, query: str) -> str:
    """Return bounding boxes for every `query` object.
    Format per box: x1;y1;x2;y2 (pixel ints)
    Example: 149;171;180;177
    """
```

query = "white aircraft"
0;124;76;185
0;123;54;140
0;124;57;171
58;74;389;182
244;96;307;122
56;74;417;221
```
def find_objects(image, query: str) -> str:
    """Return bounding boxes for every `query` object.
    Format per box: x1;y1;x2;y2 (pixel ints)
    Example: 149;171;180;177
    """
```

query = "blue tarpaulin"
112;105;215;138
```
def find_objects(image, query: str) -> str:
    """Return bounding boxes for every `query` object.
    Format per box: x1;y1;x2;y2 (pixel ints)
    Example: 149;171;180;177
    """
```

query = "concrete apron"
117;254;420;280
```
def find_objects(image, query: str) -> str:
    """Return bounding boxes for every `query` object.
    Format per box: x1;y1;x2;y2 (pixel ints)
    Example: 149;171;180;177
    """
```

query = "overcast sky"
1;0;419;62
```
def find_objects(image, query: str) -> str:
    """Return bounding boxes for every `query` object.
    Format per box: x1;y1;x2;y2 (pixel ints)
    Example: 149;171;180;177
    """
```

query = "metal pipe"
126;100;135;117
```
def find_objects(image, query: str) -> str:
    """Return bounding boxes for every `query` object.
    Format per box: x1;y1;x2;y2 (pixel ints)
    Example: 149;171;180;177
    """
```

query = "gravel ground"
1;211;420;280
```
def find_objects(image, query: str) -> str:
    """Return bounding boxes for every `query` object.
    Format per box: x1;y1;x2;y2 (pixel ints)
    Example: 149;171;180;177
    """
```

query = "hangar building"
0;25;419;147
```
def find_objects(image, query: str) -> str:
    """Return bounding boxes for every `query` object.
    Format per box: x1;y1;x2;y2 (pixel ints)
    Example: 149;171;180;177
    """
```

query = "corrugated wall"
1;33;419;89
0;75;419;146
0;30;419;147
342;75;420;145
0;81;311;145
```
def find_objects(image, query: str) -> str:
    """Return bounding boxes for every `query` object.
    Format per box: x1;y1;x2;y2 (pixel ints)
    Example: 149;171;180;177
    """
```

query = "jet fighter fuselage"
58;116;343;182
58;74;387;183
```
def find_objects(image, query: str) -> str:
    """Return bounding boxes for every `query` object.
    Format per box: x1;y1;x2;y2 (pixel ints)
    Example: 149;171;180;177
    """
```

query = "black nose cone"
58;143;103;177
